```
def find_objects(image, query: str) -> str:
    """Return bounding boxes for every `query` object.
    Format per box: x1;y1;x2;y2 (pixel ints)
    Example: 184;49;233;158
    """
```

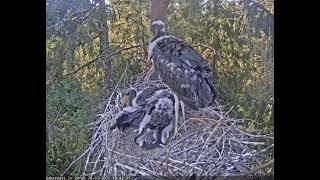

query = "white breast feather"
122;106;137;113
151;20;165;26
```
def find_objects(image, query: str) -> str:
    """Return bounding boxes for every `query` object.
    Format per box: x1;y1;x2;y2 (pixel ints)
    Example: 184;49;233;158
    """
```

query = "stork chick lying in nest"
111;85;181;149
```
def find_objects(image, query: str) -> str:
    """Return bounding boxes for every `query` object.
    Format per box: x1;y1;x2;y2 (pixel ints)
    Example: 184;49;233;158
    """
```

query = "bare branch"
66;44;142;77
243;159;274;175
47;44;143;86
61;148;90;176
115;162;149;176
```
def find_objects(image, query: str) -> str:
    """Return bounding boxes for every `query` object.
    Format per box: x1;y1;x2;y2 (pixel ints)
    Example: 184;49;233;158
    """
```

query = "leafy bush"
46;78;95;176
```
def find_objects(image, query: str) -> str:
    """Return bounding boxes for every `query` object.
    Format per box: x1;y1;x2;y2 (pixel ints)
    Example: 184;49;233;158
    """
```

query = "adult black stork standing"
147;0;218;134
148;22;218;109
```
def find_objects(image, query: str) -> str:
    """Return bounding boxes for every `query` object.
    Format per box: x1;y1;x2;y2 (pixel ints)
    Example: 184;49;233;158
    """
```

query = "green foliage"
46;78;95;176
46;0;274;176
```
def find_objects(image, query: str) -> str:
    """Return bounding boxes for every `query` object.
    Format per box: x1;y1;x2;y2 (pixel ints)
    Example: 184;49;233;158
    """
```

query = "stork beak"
122;95;129;107
150;24;159;37
154;28;160;37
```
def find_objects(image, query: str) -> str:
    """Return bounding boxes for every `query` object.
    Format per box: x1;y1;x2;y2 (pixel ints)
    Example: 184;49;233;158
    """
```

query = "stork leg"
161;120;173;144
115;92;122;111
173;93;179;135
180;100;186;131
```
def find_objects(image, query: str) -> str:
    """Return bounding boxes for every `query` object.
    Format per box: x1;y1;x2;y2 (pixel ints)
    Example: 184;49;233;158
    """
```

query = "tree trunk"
98;0;110;87
65;33;76;73
150;0;171;23
138;0;150;71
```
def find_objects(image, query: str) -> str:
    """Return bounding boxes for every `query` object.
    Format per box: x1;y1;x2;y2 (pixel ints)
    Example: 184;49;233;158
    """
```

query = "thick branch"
67;45;142;76
244;0;274;17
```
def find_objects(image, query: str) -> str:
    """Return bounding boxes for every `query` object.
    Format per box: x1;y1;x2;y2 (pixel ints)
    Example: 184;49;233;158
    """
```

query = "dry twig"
64;67;274;177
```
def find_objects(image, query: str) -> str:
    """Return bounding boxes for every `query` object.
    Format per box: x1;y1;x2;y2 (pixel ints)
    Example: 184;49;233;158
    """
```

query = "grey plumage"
134;90;175;149
133;86;166;106
111;85;177;150
111;86;163;131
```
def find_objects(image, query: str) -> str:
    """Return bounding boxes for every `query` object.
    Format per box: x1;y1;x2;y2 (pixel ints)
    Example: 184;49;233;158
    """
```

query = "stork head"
148;20;166;62
150;20;165;42
122;88;137;107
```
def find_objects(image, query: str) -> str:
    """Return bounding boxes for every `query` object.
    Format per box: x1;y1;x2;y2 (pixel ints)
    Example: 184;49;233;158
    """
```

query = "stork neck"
128;94;136;106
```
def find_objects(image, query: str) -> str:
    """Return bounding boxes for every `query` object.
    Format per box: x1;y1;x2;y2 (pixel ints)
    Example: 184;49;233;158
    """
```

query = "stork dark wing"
134;86;167;106
151;37;218;109
110;107;146;131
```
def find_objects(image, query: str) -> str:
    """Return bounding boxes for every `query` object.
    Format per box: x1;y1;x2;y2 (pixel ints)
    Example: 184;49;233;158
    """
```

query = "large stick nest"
67;66;274;178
